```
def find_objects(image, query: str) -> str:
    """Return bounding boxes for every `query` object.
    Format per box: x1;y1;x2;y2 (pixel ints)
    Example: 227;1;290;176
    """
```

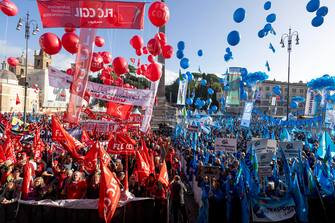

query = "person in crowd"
86;172;100;199
64;171;87;199
170;175;188;223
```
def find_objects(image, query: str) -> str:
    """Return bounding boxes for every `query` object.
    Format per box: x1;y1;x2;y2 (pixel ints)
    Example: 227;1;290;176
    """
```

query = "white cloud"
0;40;25;58
51;53;75;70
165;69;178;85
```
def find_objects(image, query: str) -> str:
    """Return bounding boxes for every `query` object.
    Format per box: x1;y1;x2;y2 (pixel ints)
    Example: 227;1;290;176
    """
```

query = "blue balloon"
206;98;212;105
200;100;206;107
264;23;272;32
180;58;190;69
227;30;241;46
177;41;185;50
264;1;271;10
201;79;207;86
224;53;233;62
233;8;246;23
312;16;324;27
186;98;193;105
197;49;203;57
290;101;298;109
266;13;276;23
207;88;214;95
186;71;193;81
182;73;187;80
176;50;184;59
258;29;266;38
241;68;248;79
306;0;320;13
211;105;218;112
316;6;328;17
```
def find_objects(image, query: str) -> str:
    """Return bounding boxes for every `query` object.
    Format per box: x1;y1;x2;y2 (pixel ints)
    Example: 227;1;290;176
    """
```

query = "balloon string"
2;16;8;60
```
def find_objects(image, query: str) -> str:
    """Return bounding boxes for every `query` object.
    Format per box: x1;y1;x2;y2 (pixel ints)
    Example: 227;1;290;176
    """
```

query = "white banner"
305;88;316;116
215;138;237;153
271;97;276;106
325;103;335;127
49;67;153;107
176;79;188;105
140;80;159;133
278;141;302;159
241;102;253;128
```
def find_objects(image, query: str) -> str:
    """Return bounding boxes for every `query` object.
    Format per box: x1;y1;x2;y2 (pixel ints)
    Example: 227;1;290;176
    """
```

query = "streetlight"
280;28;299;121
16;11;39;125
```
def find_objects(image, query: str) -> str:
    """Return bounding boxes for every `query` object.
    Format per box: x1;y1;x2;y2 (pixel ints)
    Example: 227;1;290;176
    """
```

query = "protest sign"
278;141;302;159
215;138;237;153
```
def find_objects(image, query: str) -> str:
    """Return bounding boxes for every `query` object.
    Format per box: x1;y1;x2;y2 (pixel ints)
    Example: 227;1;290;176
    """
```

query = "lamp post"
280;28;299;121
16;11;39;125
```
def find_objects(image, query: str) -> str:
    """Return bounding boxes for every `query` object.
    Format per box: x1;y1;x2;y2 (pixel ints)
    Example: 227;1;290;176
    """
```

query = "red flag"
82;142;98;174
158;161;169;187
141;139;150;165
98;146;120;223
81;130;94;146
106;102;133;120
83;90;91;102
16;94;20;105
3;135;15;163
51;116;84;160
107;132;136;155
135;150;150;182
22;162;34;200
0;145;6;163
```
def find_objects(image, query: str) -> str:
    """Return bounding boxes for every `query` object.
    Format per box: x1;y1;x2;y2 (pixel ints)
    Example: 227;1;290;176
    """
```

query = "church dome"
0;69;18;84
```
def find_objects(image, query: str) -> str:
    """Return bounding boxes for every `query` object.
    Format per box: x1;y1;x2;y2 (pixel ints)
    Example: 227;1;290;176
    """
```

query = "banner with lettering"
304;88;316;116
251;139;277;177
49;67;154;107
252;197;296;222
278;141;302;159
215;138;237;153
37;0;145;29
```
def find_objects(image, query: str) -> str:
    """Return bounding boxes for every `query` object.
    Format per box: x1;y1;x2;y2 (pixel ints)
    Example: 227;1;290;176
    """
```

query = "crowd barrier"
0;197;168;223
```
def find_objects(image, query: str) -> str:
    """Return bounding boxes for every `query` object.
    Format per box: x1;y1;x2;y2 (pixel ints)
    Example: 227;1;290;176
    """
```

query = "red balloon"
154;32;167;46
148;1;170;27
136;68;142;75
130;35;144;50
7;57;19;67
1;0;18;16
64;24;76;33
101;51;112;64
143;47;149;55
66;68;74;75
140;64;148;73
114;77;124;86
162;45;174;59
145;63;162;82
90;52;104;72
39;33;62;55
101;67;112;79
147;38;161;56
103;78;113;85
61;32;79;54
95;36;105;47
112;57;129;76
148;55;155;63
136;48;143;56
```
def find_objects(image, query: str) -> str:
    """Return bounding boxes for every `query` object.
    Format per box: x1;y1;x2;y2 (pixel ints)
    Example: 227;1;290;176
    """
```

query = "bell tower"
34;49;52;70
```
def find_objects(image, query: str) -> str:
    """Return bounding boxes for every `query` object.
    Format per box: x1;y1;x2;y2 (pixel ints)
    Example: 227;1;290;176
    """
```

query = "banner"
241;102;253;128
226;67;241;106
305;88;316;116
215;138;237;153
325;103;335;127
252;197;296;222
271;97;276;106
37;0;145;29
140;80;160;132
198;166;221;179
278;141;302;159
66;28;96;123
49;67;154;107
80;120;120;133
176;79;188;105
251;139;276;177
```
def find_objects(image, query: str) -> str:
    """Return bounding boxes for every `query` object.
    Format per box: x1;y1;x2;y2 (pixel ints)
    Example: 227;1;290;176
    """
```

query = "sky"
1;0;335;85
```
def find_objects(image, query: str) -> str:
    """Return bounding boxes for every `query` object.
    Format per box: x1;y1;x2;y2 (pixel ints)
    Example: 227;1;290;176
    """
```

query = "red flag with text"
51;116;84;159
135;150;150;182
107;132;136;155
98;146;120;223
82;142;98;174
37;0;145;29
22;162;34;200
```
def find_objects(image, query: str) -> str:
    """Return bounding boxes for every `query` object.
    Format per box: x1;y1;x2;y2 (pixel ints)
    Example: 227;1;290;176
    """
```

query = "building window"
292;89;296;93
46;62;49;67
20;69;24;75
300;89;304;94
37;60;41;67
265;86;270;91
